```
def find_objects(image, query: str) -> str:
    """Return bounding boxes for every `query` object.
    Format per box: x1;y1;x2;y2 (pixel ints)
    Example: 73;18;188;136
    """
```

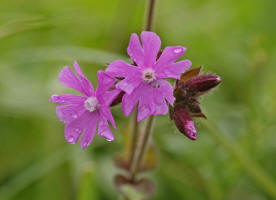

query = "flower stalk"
128;0;157;182
129;115;155;181
145;0;156;31
129;106;139;165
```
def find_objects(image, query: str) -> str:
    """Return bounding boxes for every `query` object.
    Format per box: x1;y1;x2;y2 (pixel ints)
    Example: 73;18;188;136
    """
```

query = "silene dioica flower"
106;31;192;122
50;62;120;149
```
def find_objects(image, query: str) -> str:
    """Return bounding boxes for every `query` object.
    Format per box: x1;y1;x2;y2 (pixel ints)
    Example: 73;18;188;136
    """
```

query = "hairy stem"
130;115;155;181
129;106;139;165
144;0;156;31
127;0;157;181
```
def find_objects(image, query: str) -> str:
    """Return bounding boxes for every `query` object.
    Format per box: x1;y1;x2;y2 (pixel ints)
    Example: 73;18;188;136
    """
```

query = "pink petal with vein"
99;106;116;128
56;104;85;123
141;31;161;67
137;84;155;122
74;61;95;97
50;94;86;105
127;33;144;67
156;59;192;79
157;80;175;105
116;75;142;94
80;112;98;149
106;60;139;78
58;66;85;95
64;111;92;144
98;118;114;141
155;46;186;69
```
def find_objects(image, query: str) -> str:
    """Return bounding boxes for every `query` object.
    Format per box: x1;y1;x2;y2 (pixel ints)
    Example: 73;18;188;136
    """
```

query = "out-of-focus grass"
0;0;276;199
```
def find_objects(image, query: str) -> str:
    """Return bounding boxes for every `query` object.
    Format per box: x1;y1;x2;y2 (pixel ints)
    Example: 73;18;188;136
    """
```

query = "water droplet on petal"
68;136;74;143
173;48;183;54
72;114;77;119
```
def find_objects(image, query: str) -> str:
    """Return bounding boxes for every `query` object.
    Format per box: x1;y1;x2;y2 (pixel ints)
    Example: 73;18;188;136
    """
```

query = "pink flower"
50;62;120;149
106;31;191;121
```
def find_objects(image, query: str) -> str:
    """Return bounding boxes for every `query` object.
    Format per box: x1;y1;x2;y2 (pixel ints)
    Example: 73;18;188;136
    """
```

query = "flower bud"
173;104;197;140
185;74;221;96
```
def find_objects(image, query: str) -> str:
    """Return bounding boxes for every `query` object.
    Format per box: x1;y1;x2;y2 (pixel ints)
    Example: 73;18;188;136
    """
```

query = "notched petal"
127;33;144;67
141;31;161;67
155;46;186;69
80;114;98;149
98;118;114;141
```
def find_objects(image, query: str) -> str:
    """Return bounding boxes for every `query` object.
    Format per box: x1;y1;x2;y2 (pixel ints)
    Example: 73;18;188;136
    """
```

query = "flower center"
84;97;98;112
142;68;156;83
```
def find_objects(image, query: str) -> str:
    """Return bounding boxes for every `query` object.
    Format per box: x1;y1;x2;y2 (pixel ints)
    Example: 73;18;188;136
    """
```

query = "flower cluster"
50;31;214;149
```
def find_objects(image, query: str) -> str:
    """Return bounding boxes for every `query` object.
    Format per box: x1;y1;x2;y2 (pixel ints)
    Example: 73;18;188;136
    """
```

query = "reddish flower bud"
185;74;221;96
173;104;197;140
172;67;221;140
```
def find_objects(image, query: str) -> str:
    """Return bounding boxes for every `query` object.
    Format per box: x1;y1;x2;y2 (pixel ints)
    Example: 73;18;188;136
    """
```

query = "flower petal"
80;112;98;149
137;84;155;122
56;104;86;123
152;89;168;115
64;111;92;144
96;70;116;93
58;66;85;94
127;33;144;67
140;31;161;67
158;80;175;105
156;59;192;79
98;106;116;128
102;89;121;106
98;118;114;141
106;60;139;78
74;61;95;97
121;87;140;116
96;70;121;106
154;46;186;69
50;94;86;105
116;75;142;95
153;101;168;115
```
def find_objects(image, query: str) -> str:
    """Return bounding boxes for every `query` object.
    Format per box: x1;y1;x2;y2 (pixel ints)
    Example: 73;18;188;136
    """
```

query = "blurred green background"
1;0;276;199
